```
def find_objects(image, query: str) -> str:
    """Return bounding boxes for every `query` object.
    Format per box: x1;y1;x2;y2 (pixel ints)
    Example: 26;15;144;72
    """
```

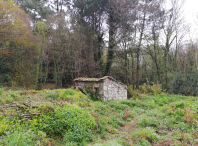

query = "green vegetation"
1;88;198;145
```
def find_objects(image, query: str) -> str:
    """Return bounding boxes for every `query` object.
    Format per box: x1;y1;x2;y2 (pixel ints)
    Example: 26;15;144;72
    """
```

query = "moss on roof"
74;76;127;89
74;78;100;82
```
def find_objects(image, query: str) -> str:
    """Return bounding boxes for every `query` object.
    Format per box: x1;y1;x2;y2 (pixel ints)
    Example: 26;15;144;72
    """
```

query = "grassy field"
0;88;198;146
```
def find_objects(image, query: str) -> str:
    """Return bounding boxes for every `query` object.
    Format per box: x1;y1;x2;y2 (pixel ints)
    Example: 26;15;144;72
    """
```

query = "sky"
183;0;198;41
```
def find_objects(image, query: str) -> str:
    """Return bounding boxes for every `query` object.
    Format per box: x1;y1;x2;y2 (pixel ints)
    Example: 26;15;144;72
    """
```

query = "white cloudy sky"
183;0;198;40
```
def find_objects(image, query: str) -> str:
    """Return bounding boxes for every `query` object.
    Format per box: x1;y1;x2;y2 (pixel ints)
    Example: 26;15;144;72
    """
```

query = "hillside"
0;88;198;146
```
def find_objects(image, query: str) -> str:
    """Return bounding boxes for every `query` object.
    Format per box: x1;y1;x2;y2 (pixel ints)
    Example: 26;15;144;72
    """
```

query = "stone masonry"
74;76;127;101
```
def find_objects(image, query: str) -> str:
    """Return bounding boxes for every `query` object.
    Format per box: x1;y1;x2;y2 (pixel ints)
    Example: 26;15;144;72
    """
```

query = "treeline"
0;0;197;93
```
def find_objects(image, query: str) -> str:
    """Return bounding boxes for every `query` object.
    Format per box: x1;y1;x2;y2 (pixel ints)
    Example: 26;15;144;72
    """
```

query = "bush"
142;81;163;96
41;104;96;142
171;70;198;96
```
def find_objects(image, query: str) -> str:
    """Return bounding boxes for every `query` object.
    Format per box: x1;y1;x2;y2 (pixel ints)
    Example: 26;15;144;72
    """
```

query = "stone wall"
74;77;127;101
101;78;127;101
75;81;103;99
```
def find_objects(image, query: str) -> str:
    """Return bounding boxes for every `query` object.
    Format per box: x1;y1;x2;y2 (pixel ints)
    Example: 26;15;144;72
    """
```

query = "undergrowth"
0;88;198;145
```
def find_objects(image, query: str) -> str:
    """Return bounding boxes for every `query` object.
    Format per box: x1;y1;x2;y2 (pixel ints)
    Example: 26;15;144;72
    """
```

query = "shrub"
142;81;163;96
171;70;198;96
171;71;186;95
41;104;96;141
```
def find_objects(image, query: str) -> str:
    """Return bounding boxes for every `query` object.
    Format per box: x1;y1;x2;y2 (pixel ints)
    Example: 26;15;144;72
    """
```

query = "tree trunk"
136;12;146;89
105;8;115;76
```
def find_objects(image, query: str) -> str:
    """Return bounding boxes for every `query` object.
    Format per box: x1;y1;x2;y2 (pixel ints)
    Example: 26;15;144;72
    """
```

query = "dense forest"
0;0;197;95
2;1;198;145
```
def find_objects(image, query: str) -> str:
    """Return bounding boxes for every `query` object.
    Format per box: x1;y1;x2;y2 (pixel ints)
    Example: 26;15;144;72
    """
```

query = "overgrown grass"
1;89;198;145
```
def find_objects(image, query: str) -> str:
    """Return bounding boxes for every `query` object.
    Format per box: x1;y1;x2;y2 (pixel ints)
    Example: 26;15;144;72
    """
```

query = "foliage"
0;87;3;95
120;100;136;107
45;91;59;100
41;104;96;142
95;140;123;146
60;88;86;101
141;80;163;96
0;0;36;87
0;129;37;146
63;125;93;144
0;0;35;50
105;100;129;110
85;84;95;98
171;70;198;96
1;88;198;145
131;127;160;143
61;88;76;96
137;116;162;128
0;119;13;136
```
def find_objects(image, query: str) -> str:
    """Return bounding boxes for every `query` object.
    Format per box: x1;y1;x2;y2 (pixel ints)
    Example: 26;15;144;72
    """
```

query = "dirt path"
119;117;140;136
91;117;141;146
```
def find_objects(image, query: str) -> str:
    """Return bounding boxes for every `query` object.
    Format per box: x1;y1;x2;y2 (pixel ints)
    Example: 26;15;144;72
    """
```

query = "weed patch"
131;127;160;144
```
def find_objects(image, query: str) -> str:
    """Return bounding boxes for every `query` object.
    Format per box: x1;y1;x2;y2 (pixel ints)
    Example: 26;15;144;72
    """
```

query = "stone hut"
74;76;127;101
